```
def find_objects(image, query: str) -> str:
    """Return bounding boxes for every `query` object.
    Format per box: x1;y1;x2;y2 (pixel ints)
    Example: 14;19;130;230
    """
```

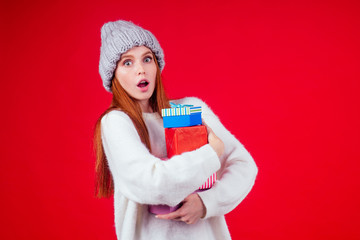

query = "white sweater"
101;97;258;240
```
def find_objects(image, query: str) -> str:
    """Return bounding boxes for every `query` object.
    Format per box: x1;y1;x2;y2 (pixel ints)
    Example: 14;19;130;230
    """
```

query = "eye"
144;56;153;63
123;60;132;66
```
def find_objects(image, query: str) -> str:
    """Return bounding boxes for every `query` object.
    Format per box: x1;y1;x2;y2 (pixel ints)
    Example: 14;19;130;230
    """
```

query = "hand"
204;121;224;158
156;193;206;224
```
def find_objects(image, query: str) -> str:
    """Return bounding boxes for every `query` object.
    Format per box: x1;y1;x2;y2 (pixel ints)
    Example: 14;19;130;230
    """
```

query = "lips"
137;79;149;88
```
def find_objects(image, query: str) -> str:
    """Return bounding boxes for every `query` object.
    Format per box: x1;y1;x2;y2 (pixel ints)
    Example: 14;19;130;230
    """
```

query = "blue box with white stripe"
161;103;202;128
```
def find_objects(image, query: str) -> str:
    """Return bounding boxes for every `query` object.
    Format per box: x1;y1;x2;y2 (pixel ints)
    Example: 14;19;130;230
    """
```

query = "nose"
137;62;145;75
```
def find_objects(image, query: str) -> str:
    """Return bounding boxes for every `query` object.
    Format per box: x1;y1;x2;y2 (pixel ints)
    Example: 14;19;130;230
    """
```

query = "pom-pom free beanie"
99;20;165;92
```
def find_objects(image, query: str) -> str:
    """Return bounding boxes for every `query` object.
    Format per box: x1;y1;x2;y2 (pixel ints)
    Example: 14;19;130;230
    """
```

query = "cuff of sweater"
197;144;221;175
195;145;220;219
197;184;219;219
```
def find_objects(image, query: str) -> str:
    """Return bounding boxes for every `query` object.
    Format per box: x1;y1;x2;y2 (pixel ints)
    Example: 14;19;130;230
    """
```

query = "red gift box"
165;125;208;158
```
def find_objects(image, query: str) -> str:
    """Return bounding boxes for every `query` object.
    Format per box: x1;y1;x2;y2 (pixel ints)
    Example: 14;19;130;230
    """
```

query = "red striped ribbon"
199;172;217;190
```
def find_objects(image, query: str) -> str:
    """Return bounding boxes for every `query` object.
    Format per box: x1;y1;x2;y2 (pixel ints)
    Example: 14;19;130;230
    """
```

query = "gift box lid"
161;103;202;117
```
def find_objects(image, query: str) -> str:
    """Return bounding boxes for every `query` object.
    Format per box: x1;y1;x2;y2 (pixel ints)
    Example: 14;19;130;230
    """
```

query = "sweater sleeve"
179;97;258;219
101;110;220;207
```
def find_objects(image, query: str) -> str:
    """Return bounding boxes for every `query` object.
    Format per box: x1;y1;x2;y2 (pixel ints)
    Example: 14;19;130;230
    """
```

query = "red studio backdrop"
1;0;359;239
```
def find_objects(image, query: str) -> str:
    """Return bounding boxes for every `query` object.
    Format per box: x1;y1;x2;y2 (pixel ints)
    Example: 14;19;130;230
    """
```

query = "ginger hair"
94;54;170;198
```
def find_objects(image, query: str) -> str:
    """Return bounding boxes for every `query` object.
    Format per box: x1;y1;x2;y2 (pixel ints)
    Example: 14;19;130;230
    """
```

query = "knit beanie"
99;20;165;92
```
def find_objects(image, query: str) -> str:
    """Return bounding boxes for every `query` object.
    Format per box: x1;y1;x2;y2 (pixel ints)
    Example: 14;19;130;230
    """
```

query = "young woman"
94;20;258;240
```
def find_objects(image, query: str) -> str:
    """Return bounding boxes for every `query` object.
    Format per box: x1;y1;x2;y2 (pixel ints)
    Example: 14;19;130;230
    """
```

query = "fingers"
202;120;213;135
155;194;203;225
156;209;182;220
156;210;193;224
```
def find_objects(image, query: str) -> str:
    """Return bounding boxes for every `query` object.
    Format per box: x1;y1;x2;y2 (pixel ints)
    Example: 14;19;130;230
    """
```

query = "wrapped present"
148;203;182;215
161;103;202;128
165;125;208;158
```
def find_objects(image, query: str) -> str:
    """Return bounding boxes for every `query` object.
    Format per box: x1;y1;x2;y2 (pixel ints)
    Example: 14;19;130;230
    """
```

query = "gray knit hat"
99;20;165;92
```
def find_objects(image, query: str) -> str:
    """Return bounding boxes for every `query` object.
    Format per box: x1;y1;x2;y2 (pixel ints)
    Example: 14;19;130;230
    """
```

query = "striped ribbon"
199;172;217;190
161;105;202;117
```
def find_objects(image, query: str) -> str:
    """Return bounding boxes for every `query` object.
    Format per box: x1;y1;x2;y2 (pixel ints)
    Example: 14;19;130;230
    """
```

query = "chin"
137;95;152;102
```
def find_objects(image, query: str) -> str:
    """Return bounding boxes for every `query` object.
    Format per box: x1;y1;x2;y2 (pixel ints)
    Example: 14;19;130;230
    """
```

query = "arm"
101;110;221;206
176;97;258;218
156;124;223;223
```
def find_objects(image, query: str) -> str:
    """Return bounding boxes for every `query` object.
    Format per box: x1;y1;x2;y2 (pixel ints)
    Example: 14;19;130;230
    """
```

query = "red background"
1;0;359;239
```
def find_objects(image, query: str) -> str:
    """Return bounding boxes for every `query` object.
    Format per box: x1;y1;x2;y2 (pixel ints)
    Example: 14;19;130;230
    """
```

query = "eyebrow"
121;51;152;60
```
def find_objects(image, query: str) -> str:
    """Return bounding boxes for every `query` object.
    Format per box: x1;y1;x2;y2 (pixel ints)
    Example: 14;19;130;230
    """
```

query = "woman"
94;20;258;240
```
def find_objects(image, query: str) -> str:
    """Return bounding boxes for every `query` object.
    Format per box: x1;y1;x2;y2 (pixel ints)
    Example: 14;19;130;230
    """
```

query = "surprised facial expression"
114;46;157;107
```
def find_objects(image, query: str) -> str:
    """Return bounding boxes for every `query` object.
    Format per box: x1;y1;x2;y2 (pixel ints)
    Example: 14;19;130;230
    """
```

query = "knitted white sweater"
101;97;258;240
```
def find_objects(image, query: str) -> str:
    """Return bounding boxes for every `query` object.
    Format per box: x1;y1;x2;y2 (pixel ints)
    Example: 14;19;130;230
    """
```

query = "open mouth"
137;80;149;88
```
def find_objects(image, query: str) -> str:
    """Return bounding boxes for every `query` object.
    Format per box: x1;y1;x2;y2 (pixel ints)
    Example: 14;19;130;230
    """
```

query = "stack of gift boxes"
148;103;217;214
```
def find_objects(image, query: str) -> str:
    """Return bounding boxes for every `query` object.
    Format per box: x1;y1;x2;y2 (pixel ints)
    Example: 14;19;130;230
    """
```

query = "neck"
139;100;153;113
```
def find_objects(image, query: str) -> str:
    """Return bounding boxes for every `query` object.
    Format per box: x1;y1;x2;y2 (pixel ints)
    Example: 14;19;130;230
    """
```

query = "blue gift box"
161;103;202;128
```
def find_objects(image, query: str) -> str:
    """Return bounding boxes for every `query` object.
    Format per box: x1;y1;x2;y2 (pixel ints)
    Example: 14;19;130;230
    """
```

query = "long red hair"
94;54;170;198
